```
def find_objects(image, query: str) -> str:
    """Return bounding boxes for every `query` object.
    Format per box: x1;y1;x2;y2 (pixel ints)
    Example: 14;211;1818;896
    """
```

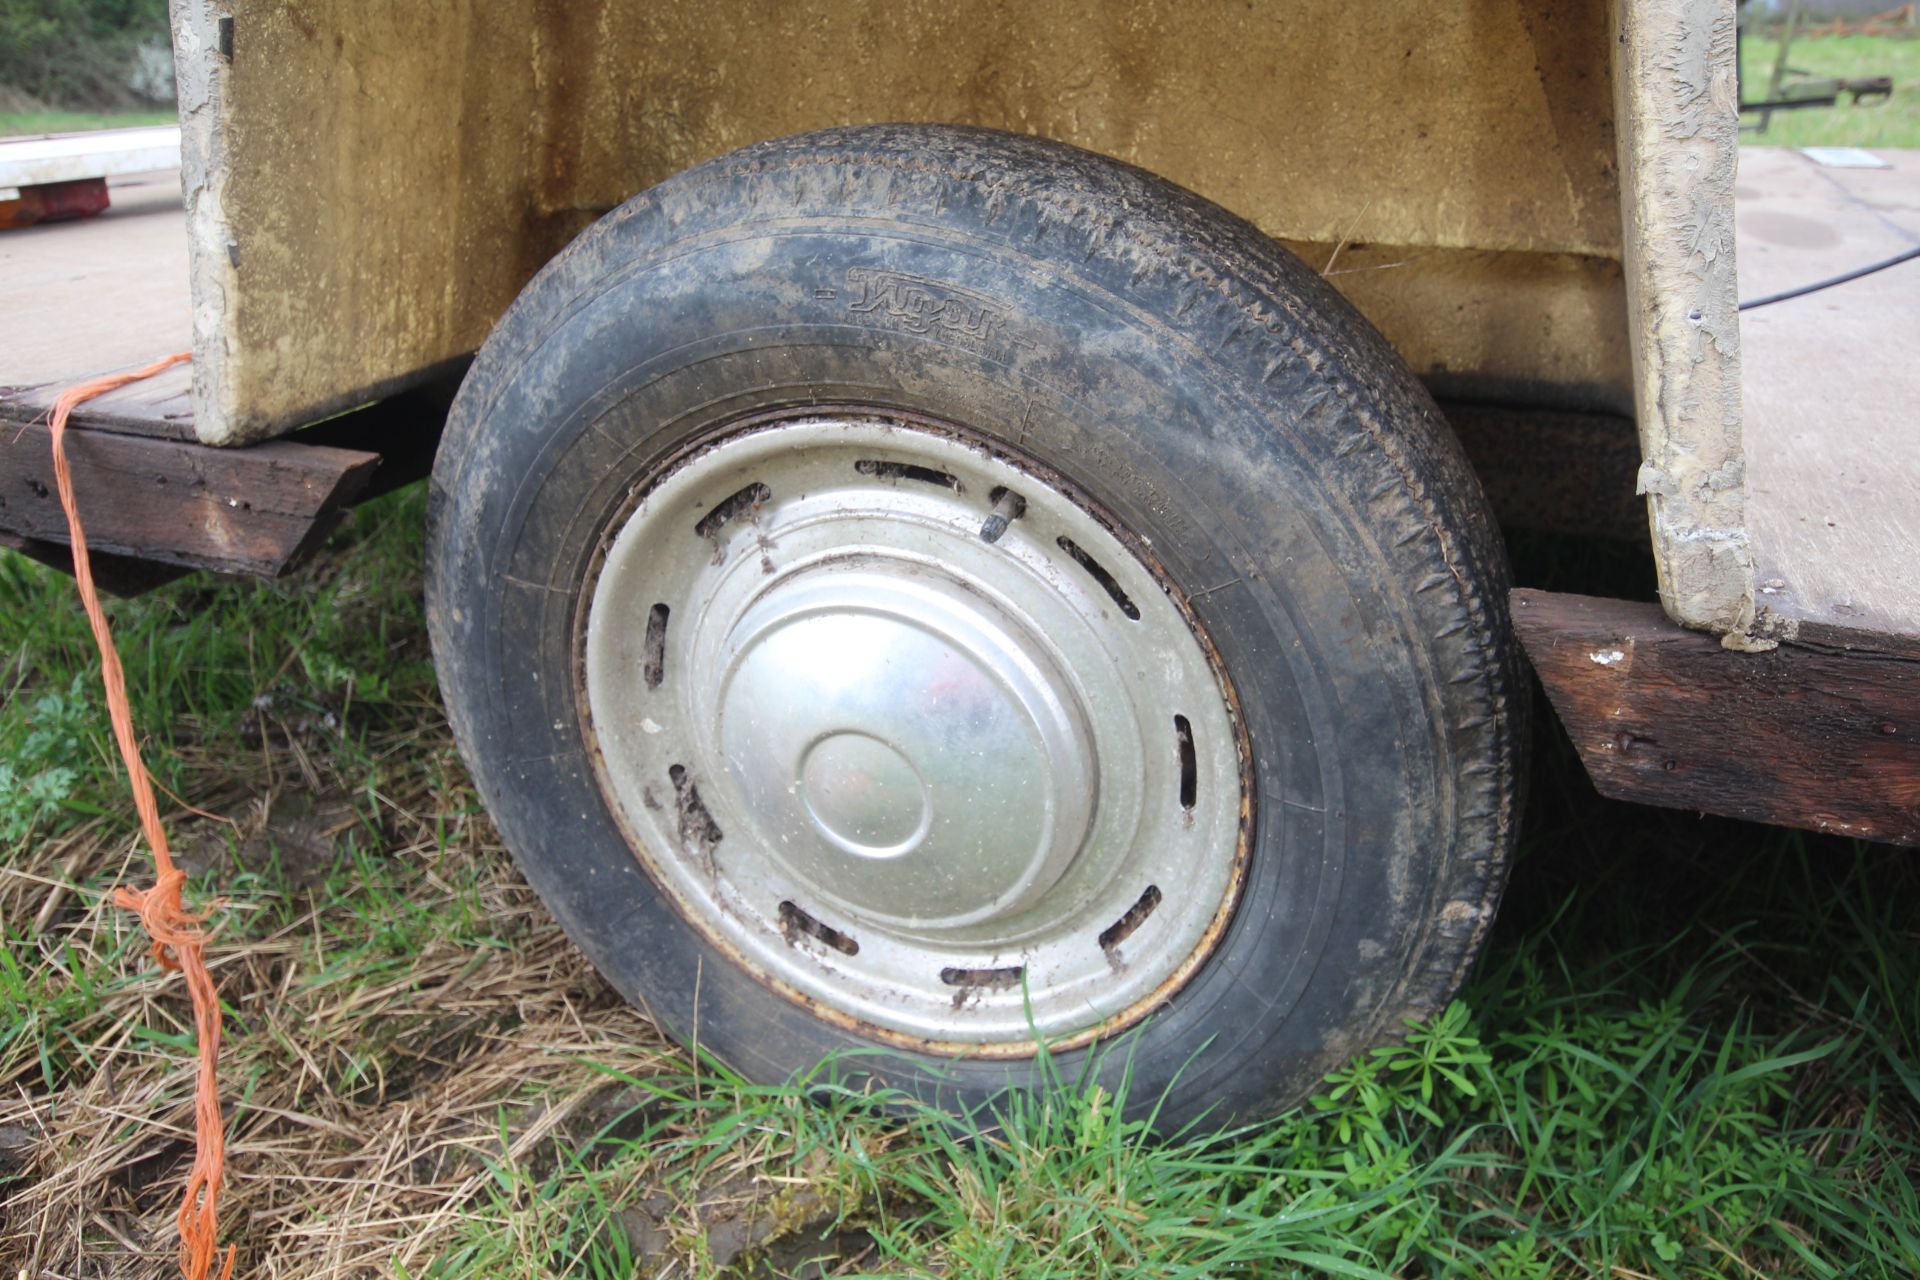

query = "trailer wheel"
427;125;1523;1126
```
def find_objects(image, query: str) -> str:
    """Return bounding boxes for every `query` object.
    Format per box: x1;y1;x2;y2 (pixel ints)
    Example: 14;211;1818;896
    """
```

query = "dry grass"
0;696;689;1275
0;493;914;1278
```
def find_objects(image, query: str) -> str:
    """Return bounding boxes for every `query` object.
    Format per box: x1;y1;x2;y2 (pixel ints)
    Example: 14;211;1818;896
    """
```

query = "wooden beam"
0;420;379;578
1513;589;1920;847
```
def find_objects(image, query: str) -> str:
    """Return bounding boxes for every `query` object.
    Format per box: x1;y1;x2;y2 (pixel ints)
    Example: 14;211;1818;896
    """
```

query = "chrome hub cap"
582;415;1248;1051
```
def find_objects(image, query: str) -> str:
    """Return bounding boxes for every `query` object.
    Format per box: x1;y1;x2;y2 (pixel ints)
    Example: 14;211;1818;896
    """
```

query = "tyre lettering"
845;267;1008;342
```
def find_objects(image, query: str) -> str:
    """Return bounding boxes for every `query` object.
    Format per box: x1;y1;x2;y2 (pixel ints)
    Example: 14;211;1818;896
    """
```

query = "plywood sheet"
176;0;1628;444
1736;147;1920;644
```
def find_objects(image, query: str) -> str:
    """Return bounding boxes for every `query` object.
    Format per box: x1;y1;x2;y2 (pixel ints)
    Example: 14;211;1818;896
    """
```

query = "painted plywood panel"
174;0;1626;444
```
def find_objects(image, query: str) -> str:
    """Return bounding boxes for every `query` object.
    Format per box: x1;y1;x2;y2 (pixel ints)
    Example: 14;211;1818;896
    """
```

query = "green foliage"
0;107;174;135
1740;34;1920;149
0;487;433;853
0;675;93;843
424;959;1920;1277
0;0;172;110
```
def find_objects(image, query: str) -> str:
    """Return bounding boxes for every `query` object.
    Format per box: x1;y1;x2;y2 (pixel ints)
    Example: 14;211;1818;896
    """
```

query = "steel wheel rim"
580;412;1250;1053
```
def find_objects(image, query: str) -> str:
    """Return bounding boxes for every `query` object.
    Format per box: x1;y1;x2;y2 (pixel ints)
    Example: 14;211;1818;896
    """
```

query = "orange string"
46;353;237;1280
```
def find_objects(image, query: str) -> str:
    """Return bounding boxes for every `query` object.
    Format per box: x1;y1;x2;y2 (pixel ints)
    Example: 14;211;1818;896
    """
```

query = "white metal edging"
0;126;182;188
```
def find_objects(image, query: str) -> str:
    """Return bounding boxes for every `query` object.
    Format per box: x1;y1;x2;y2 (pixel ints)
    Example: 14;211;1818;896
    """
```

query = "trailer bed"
1737;147;1920;648
0;170;399;582
0;171;193;438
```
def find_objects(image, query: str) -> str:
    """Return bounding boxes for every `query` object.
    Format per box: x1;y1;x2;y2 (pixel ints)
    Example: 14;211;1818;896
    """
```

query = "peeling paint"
1611;0;1754;640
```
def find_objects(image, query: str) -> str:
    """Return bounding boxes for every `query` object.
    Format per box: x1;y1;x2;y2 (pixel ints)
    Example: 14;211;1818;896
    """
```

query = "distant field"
1741;34;1920;147
0;109;175;139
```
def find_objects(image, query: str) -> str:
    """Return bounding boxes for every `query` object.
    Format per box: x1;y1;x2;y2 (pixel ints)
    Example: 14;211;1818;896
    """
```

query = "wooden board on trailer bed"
0;173;196;439
0;171;392;579
1736;147;1920;651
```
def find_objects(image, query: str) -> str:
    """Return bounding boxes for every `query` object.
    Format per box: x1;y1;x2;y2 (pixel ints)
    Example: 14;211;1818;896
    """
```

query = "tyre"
427;125;1523;1128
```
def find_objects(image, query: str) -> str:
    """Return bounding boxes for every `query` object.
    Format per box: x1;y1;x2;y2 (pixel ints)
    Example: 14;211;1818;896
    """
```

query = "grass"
1;486;1915;1277
1740;33;1920;149
0;108;176;138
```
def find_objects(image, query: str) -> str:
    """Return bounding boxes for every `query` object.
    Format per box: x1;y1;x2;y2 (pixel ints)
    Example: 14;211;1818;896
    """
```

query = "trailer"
2;0;1914;1127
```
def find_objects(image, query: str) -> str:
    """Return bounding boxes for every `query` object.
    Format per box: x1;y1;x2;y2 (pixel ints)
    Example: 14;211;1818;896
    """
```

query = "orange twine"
46;352;237;1280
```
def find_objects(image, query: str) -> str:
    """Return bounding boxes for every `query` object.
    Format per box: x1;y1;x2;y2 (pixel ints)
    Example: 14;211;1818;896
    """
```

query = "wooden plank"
0;421;380;578
1735;147;1920;646
1;361;195;440
1513;588;1920;846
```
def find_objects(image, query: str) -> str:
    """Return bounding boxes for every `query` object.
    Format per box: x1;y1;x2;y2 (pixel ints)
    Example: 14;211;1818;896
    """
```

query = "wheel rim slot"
643;603;670;689
855;459;962;490
1098;884;1163;952
1057;536;1141;620
695;481;772;538
667;763;724;861
1174;714;1197;812
779;901;860;955
940;964;1025;989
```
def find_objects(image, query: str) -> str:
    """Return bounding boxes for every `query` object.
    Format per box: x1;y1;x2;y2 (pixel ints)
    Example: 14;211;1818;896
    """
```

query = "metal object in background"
0;125;182;229
1737;0;1897;133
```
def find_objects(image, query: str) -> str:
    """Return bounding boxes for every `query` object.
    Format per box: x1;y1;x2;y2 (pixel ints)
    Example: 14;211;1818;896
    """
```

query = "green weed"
0;674;95;843
417;941;1920;1277
0;489;431;839
0;108;176;137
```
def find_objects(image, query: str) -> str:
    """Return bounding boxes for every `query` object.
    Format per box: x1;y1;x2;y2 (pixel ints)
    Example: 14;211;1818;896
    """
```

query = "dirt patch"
606;1149;894;1277
174;786;360;889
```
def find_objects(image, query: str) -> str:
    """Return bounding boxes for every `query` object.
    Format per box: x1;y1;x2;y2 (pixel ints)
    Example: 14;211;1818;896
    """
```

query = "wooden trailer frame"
2;0;1915;844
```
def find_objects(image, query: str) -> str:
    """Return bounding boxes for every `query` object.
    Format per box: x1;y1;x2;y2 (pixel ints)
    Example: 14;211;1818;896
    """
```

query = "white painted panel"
0;126;182;187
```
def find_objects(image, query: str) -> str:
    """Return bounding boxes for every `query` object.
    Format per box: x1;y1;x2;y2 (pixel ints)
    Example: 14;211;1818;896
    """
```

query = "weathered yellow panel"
179;0;1625;443
1286;244;1631;415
